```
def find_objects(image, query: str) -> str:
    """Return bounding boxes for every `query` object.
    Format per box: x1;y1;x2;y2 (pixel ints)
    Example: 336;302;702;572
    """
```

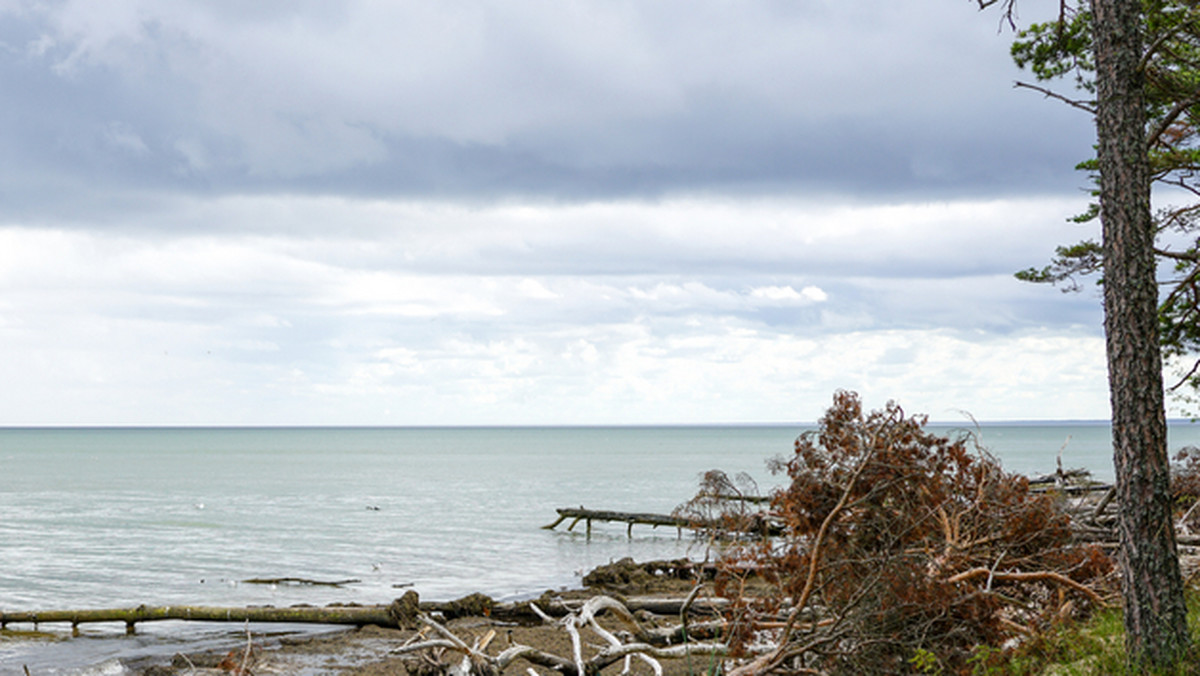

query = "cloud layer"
0;1;1123;424
1;1;1093;210
0;196;1110;424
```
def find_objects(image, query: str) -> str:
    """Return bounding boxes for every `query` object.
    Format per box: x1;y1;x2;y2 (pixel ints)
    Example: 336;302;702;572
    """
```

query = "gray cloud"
0;1;1123;424
0;0;1095;221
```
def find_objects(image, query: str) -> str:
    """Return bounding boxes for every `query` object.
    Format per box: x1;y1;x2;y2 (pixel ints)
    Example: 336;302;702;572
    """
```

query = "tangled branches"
712;391;1113;675
391;594;730;676
674;470;773;540
397;391;1117;675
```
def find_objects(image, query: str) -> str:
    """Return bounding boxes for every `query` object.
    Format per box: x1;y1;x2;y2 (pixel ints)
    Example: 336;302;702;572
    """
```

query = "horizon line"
0;419;1195;430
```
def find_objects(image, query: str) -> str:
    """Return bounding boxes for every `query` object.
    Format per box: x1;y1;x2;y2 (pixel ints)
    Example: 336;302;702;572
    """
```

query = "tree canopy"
1013;0;1200;408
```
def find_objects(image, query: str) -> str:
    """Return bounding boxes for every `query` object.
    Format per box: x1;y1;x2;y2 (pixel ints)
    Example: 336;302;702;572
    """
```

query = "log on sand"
0;593;726;635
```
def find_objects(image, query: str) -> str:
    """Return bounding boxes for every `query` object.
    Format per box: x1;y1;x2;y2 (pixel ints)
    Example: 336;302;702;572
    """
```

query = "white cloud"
517;278;559;300
0;190;1112;424
0;0;1129;427
66;193;1086;282
750;285;828;304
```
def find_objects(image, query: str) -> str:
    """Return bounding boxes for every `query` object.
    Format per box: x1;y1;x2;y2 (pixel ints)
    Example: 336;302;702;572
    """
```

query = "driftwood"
391;594;733;676
0;593;726;636
0;604;393;636
543;506;780;538
542;507;692;538
242;577;361;587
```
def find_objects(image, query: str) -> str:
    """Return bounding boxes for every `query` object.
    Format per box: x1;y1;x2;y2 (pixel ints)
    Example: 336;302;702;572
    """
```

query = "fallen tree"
0;591;727;636
21;394;1200;674
709;391;1116;675
396;394;1134;676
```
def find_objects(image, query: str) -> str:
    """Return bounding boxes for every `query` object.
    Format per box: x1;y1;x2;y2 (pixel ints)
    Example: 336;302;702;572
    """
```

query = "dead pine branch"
947;567;1106;607
695;391;1116;675
736;433;879;676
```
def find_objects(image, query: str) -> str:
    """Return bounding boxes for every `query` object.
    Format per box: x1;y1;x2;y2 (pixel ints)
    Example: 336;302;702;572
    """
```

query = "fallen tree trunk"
0;593;727;635
542;507;693;537
543;506;781;538
0;604;393;635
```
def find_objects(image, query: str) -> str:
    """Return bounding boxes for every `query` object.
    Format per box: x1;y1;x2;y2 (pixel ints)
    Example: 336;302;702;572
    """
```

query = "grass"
968;591;1200;676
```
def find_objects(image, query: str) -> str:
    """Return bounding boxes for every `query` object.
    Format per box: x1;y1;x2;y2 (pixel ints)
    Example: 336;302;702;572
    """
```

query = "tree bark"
1090;0;1191;666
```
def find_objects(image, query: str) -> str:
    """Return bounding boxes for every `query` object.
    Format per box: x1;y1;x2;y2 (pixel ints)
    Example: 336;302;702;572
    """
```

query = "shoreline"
3;559;710;676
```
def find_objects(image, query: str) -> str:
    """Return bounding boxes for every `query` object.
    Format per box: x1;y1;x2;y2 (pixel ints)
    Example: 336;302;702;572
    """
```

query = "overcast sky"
0;0;1130;425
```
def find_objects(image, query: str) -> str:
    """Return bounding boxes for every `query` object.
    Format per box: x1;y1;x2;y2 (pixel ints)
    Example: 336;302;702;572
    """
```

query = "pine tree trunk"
1090;0;1190;666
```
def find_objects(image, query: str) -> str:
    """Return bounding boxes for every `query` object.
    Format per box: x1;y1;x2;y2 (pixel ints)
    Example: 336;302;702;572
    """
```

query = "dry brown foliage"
674;469;775;540
708;391;1113;675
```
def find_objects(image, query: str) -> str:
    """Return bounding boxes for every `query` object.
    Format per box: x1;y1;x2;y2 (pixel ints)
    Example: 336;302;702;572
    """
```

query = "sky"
0;0;1131;425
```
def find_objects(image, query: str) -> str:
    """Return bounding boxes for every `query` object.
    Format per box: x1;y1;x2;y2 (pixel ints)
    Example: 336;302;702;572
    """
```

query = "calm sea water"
3;423;1200;674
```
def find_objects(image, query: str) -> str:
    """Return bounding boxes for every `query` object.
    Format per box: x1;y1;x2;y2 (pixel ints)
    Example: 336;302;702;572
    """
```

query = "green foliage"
1011;0;1200;410
955;592;1200;675
909;647;944;675
1010;9;1094;89
1014;240;1103;291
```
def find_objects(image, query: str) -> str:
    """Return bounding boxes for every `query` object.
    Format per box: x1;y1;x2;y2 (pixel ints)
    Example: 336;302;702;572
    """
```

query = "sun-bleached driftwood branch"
390;594;732;676
0;592;727;636
0;604;394;635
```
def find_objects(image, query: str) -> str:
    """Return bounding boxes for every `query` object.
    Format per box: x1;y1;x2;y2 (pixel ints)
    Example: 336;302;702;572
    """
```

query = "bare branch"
1154;248;1200;262
387;596;734;676
1169;357;1200;392
1013;81;1097;114
947;568;1105;607
975;0;1019;30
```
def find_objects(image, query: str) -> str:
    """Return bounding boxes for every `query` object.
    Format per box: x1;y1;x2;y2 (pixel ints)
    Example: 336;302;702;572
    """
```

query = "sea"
3;422;1200;674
